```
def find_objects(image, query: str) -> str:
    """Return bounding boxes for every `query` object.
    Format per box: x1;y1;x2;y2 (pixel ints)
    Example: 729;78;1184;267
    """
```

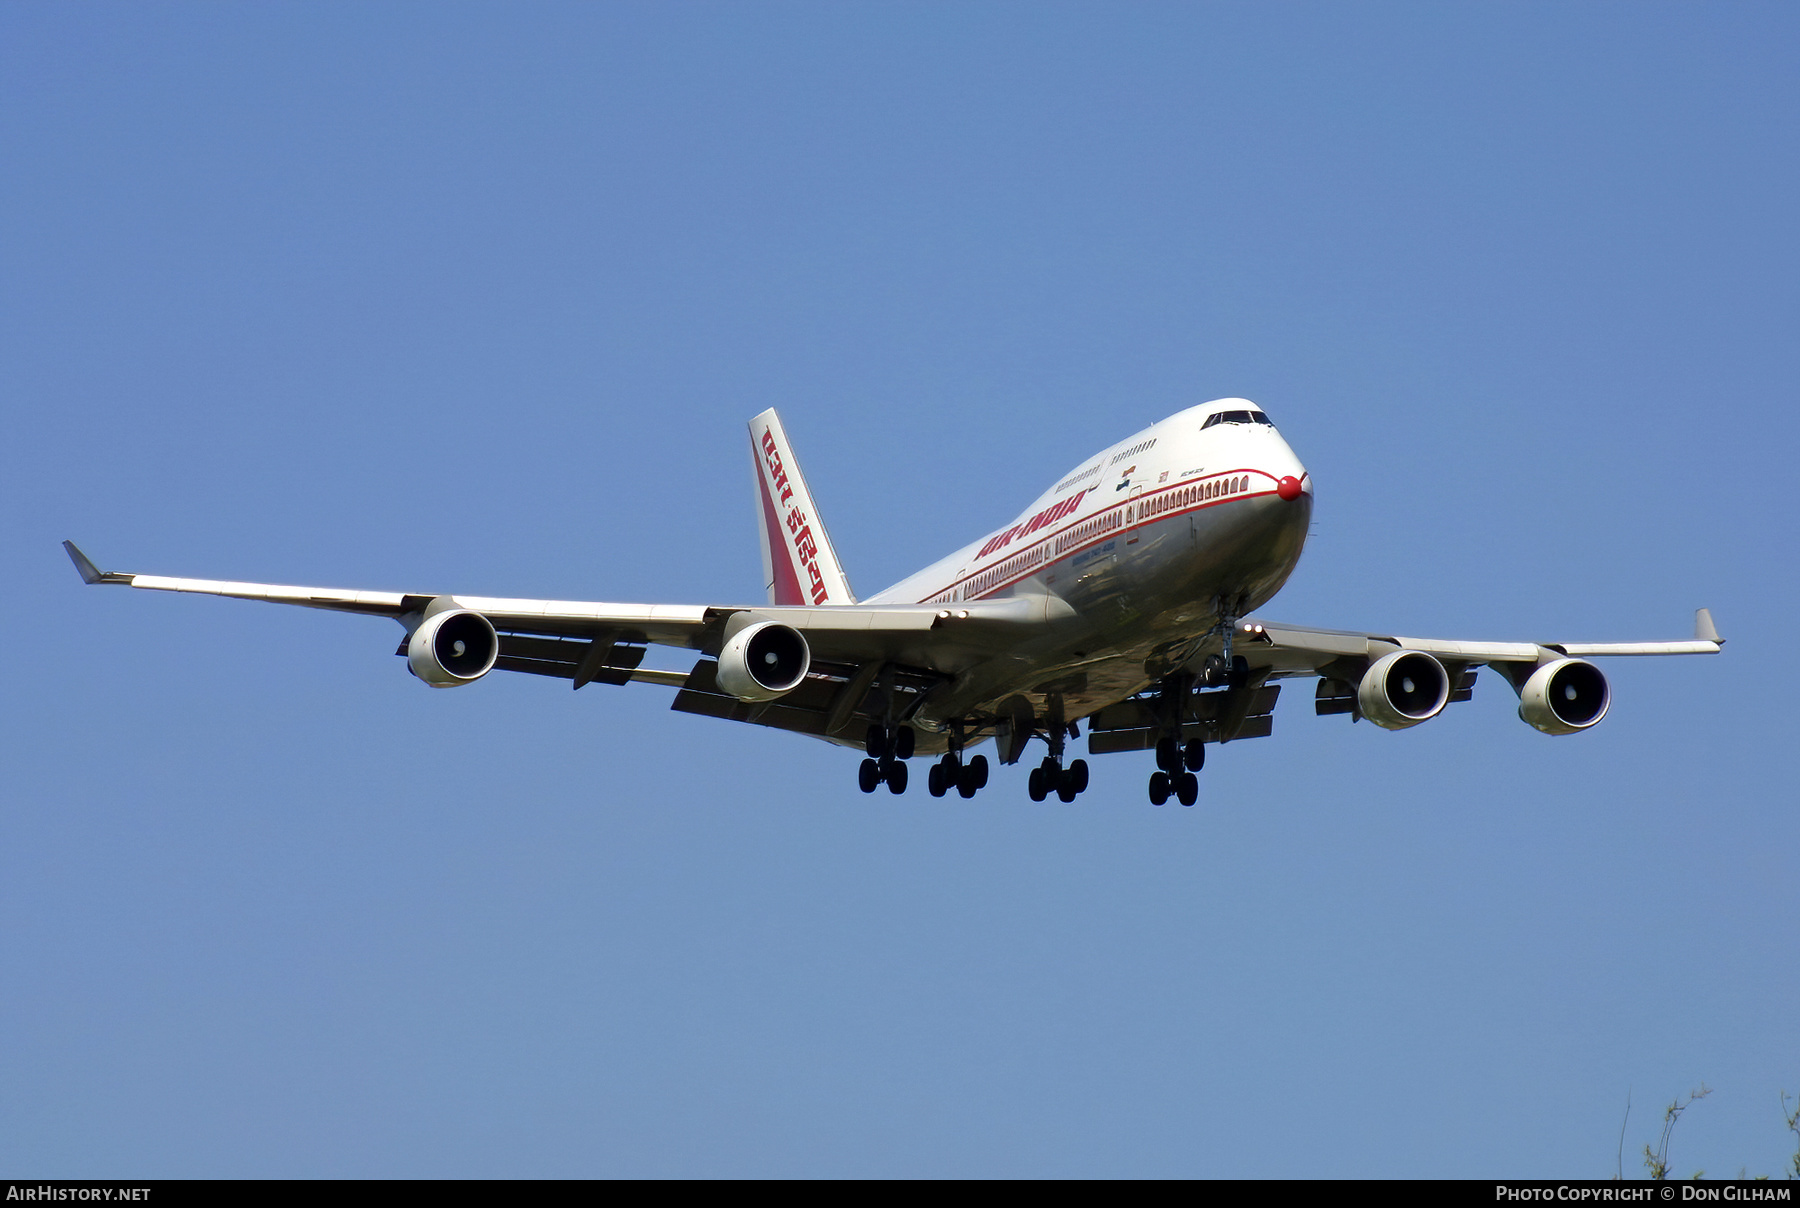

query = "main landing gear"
926;722;988;798
1148;735;1202;806
1028;755;1090;803
927;750;989;799
1026;714;1091;802
859;723;914;795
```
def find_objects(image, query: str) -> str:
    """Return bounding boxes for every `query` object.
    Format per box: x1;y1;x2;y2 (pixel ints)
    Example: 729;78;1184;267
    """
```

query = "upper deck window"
1200;409;1272;430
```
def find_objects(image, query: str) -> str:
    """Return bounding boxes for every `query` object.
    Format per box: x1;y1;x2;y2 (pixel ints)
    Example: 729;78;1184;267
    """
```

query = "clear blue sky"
3;1;1794;1178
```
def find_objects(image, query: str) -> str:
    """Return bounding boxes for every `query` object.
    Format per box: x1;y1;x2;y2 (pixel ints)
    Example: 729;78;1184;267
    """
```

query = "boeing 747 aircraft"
64;399;1721;805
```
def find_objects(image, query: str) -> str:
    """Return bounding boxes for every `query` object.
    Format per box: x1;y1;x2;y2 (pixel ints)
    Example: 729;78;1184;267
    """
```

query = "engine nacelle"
1517;657;1610;735
715;621;810;702
407;609;499;688
1357;650;1451;730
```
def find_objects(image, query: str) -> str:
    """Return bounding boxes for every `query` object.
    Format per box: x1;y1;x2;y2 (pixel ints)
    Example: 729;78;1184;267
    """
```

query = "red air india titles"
761;427;831;605
976;489;1089;560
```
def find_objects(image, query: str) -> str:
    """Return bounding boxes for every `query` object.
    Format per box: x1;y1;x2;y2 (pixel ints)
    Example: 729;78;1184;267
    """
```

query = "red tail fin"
748;409;855;606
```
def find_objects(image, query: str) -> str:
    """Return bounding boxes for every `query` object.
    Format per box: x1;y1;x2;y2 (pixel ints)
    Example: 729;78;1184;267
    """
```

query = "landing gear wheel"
1175;771;1198;806
969;755;989;789
1068;759;1089;794
1155;736;1179;773
1183;740;1206;772
1201;654;1227;687
858;759;880;793
1028;768;1048;802
894;727;915;760
927;763;947;797
886;761;908;794
1056;779;1078;803
865;725;887;758
1148;771;1171;806
957;765;979;799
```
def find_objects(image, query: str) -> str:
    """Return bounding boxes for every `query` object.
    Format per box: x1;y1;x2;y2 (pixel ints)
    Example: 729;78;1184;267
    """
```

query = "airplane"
63;398;1722;806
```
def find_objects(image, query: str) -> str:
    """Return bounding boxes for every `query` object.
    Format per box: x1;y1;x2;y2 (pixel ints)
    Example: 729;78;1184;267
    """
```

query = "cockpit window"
1201;409;1272;430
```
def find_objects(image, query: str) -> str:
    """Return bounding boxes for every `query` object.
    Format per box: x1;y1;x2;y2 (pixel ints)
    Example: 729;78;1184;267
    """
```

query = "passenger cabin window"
1200;409;1271;430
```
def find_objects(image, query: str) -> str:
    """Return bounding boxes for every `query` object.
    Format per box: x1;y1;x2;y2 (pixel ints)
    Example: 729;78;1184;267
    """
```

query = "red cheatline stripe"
945;469;1282;600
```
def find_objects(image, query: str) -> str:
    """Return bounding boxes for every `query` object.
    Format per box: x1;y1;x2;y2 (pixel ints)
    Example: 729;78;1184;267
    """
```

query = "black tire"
1176;771;1198;806
865;724;886;758
969;754;989;788
887;761;908;794
1028;768;1047;802
1148;771;1170;806
1201;654;1226;687
1155;736;1179;772
1183;740;1206;772
858;759;880;793
895;727;915;760
1056;780;1078;803
927;763;946;797
1068;759;1089;794
957;767;979;798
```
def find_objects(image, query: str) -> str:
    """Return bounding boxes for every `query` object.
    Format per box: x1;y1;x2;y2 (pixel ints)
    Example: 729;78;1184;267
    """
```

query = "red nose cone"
1276;475;1303;501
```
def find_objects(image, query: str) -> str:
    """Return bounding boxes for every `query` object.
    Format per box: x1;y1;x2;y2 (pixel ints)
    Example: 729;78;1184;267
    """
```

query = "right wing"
1239;611;1723;679
1081;609;1721;754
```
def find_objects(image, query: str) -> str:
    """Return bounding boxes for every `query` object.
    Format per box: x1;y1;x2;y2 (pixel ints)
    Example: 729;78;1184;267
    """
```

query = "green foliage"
1783;1091;1800;1180
1619;1085;1800;1181
1642;1084;1710;1181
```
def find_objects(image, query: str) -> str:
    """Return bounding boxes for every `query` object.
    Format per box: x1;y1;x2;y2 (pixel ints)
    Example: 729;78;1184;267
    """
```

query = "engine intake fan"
1517;658;1610;735
407;609;499;688
1357;650;1451;730
715;621;811;702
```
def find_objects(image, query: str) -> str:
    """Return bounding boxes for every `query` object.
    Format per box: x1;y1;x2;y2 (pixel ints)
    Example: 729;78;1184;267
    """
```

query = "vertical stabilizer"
748;409;856;606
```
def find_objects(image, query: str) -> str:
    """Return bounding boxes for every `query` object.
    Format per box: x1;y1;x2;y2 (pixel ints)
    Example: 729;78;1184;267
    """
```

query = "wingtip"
1695;607;1722;645
63;540;129;585
63;540;103;584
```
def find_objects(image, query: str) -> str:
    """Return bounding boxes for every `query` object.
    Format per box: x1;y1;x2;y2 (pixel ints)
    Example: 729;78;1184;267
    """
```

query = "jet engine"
1357;650;1451;730
407;609;499;688
716;621;811;702
1517;658;1610;735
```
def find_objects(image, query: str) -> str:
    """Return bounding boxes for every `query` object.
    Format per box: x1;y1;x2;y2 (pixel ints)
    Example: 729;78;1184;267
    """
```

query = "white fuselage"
871;399;1314;729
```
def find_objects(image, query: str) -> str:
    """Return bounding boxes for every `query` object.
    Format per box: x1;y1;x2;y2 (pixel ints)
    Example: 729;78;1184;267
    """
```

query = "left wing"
62;541;1057;743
